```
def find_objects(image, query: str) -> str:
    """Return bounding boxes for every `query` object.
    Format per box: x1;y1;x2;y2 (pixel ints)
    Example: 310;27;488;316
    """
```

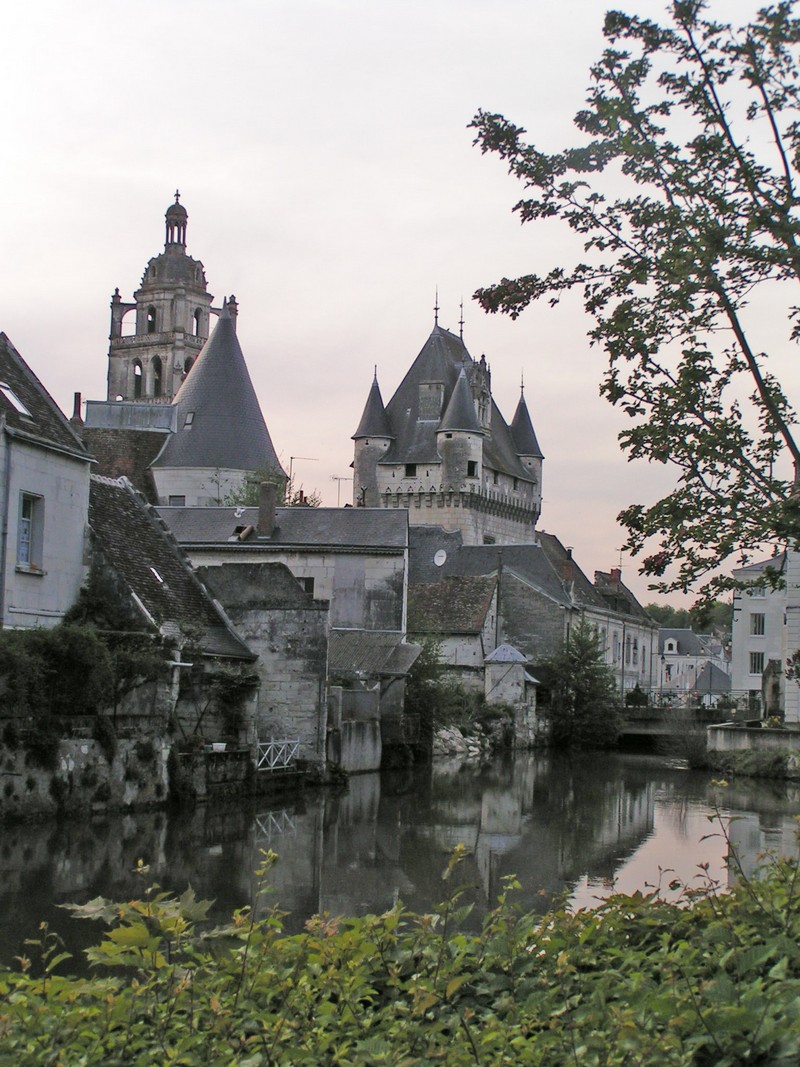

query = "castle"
352;320;544;546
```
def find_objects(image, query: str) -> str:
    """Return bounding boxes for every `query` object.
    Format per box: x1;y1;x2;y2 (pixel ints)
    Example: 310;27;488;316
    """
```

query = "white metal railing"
254;809;296;841
256;738;300;772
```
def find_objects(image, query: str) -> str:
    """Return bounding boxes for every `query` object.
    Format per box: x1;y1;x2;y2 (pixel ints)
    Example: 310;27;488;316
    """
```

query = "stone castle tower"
106;192;216;403
352;322;543;545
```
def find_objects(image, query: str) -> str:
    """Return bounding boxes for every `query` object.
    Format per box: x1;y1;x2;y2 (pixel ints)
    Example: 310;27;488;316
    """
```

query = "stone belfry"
106;192;215;403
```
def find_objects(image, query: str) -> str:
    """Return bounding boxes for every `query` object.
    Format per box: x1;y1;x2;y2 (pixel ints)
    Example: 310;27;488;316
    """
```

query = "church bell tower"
106;192;215;403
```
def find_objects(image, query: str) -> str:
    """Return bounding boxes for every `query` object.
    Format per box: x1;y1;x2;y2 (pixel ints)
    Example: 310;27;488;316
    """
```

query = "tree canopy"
472;0;800;598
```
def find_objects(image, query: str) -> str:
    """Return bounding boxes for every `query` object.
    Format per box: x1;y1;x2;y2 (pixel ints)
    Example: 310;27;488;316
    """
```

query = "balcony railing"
256;737;300;772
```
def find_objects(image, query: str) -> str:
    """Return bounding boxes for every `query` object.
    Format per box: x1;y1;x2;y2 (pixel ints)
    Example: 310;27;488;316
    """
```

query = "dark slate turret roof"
377;325;533;480
511;391;544;459
352;374;392;439
438;369;482;433
0;333;92;461
151;305;284;475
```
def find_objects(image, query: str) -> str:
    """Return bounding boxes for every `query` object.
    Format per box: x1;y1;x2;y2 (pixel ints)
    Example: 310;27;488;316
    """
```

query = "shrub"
92;715;117;765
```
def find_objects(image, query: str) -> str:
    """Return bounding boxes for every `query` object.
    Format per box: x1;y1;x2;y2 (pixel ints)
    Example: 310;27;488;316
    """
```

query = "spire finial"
459;299;464;340
174;189;181;203
373;363;378;382
520;370;525;396
434;286;439;327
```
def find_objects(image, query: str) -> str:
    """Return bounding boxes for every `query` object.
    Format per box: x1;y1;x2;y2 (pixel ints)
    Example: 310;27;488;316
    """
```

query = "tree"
224;464;321;508
538;619;621;748
645;598;732;635
471;1;800;598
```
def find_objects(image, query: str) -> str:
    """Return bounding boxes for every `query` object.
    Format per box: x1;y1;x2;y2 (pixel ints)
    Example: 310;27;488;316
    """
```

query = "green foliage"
0;625;114;720
658;707;710;769
538;619;621;748
4;840;800;1065
472;3;800;598
92;715;117;765
646;599;733;636
403;635;445;735
709;748;796;780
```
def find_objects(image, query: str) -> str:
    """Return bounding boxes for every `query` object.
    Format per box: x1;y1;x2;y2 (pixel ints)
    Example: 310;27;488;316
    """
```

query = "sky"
0;0;770;606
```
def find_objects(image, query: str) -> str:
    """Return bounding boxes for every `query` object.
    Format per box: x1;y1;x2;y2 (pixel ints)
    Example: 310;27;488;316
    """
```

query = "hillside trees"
472;1;800;597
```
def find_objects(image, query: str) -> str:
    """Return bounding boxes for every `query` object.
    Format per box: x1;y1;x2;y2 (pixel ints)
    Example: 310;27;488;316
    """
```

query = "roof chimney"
610;567;622;583
257;481;276;537
70;392;83;427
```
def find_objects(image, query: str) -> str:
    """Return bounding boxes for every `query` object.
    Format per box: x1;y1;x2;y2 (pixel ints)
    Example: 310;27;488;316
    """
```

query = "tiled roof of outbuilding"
159;505;408;550
328;630;420;676
408;574;497;634
151;304;283;475
0;333;92;460
89;476;254;660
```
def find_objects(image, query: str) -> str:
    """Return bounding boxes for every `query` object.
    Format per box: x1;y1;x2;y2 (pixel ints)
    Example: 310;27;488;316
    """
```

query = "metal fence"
256;738;300;772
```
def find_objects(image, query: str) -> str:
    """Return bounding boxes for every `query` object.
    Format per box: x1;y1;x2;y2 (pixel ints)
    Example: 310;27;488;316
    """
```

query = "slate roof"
659;628;705;655
438;369;482;433
510;392;544;459
537;532;611;612
0;333;92;461
408;526;573;607
328;630;421;676
485;643;528;663
352;374;393;439
695;661;731;692
159;505;408;551
408;575;497;634
375;325;533;479
732;551;787;584
151;304;283;475
593;569;655;623
89;475;254;660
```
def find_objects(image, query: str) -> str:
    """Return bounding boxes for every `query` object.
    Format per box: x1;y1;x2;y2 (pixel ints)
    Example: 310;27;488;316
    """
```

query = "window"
184;412;195;427
152;356;163;397
467;461;477;478
17;493;43;570
513;477;519;490
404;464;417;477
750;613;765;635
297;576;315;597
183;356;194;379
168;495;186;506
493;470;499;484
147;306;157;334
749;586;766;598
133;360;143;399
193;309;202;336
749;651;765;675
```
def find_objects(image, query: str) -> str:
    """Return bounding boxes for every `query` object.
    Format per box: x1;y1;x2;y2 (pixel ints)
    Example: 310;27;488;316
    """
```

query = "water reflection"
1;752;798;966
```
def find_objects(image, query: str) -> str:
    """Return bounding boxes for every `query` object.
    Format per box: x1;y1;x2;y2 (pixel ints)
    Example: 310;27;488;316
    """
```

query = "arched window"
183;356;194;379
147;306;157;334
132;360;143;399
152;356;163;397
193;309;202;336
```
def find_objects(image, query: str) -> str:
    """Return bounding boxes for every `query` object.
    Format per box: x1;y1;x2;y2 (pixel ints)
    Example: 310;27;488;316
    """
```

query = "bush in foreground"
2;845;800;1065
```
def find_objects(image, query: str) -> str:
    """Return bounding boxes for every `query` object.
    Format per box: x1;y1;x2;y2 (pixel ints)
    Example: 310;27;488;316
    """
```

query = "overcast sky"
1;0;766;605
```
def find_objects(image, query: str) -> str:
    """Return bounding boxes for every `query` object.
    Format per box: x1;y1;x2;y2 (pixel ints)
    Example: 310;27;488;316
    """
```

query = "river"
1;750;798;968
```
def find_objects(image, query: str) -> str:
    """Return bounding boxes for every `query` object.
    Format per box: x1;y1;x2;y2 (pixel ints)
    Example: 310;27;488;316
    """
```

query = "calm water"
1;751;799;967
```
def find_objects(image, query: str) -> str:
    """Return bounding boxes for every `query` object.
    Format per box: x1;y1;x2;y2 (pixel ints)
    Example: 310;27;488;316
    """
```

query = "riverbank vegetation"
2;838;800;1065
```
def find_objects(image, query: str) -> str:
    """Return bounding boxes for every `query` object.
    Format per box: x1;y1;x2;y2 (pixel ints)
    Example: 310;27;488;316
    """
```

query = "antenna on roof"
459;299;464;340
434;286;439;327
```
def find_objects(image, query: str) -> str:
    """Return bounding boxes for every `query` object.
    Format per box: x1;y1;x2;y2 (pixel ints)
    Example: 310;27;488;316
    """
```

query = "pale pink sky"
0;0;774;606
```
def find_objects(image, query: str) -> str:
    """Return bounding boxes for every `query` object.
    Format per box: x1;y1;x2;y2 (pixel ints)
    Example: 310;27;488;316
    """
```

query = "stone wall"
0;735;169;821
707;724;800;753
498;573;567;664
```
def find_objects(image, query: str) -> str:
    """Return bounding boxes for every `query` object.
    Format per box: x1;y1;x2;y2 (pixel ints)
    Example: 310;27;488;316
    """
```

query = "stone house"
0;333;92;629
656;628;731;705
730;552;786;713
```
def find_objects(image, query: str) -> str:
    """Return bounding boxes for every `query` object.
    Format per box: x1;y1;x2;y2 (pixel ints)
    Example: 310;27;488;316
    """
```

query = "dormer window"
665;639;677;654
184;412;195;427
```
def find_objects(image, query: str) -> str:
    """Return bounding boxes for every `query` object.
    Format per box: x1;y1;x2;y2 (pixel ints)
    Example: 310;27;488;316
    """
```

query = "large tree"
471;0;800;597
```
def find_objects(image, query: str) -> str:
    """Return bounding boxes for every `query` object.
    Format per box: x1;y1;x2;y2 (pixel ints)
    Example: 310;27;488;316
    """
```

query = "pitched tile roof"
151;304;283;475
0;333;91;460
89;475;254;660
593;569;654;623
159;505;408;550
407;575;497;634
328;629;421;676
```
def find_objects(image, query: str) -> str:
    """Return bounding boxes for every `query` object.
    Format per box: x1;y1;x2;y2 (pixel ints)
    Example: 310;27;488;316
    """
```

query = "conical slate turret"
352;372;393;440
152;302;284;477
438;368;482;434
510;390;543;459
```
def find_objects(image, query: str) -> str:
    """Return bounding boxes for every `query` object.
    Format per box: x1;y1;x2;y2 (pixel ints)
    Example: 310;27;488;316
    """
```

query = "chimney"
610;567;622;583
70;392;83;427
562;547;574;583
257;481;276;537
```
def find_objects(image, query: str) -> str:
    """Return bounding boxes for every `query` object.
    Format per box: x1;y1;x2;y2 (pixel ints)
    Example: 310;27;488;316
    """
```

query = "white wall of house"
585;608;657;695
731;562;786;708
0;435;90;628
152;466;246;507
